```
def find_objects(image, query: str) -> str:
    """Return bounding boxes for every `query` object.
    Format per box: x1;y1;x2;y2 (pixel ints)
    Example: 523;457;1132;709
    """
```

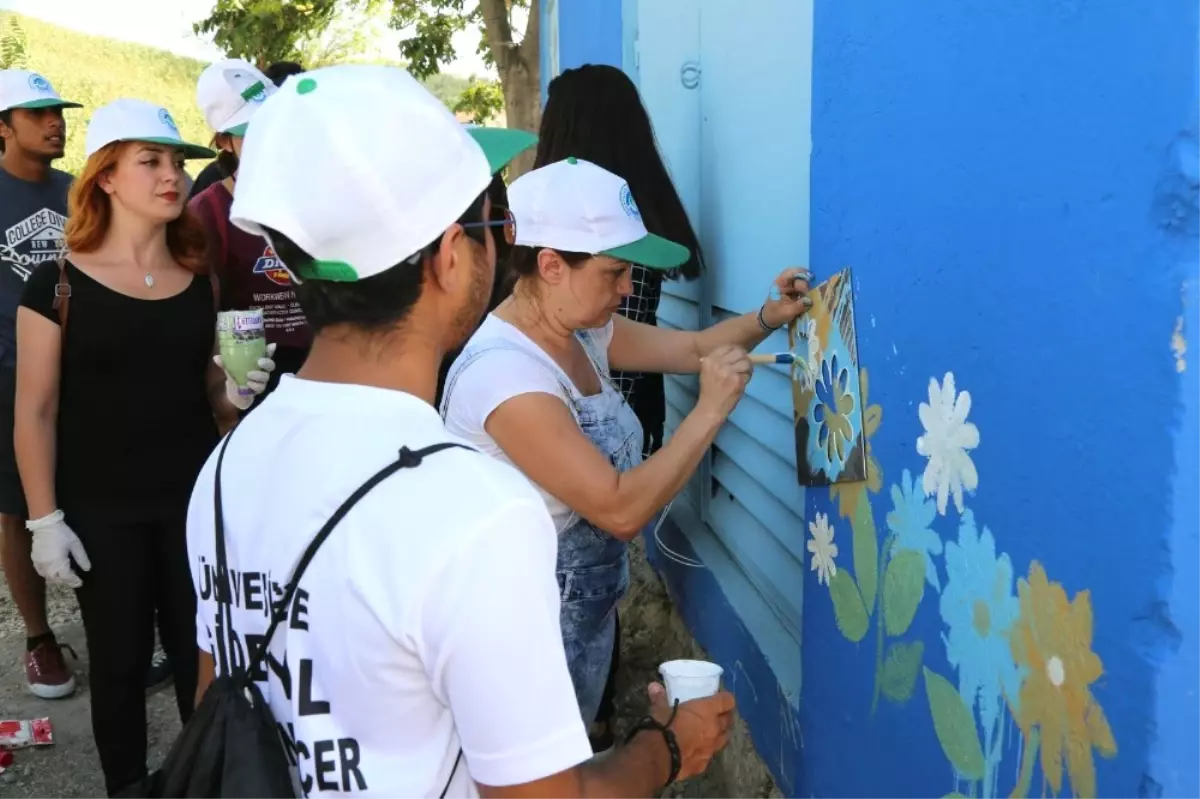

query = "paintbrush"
748;352;798;365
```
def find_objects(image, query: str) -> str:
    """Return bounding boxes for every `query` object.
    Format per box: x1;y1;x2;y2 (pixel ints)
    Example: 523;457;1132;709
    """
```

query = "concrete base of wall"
614;538;781;798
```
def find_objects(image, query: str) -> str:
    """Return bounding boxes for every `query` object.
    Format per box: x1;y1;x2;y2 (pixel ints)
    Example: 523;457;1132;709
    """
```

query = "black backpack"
124;434;471;798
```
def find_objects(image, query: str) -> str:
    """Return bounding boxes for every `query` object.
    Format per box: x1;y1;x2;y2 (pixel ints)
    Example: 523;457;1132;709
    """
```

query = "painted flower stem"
870;533;897;715
1009;727;1039;799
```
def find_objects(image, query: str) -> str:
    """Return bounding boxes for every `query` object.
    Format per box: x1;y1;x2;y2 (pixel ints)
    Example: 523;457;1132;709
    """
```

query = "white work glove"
26;510;91;589
215;342;277;411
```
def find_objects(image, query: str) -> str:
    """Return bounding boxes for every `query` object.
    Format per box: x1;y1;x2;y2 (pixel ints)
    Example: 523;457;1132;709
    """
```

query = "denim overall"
442;327;642;725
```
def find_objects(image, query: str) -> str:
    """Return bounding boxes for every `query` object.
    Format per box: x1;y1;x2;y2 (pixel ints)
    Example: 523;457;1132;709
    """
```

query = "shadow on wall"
791;278;1119;798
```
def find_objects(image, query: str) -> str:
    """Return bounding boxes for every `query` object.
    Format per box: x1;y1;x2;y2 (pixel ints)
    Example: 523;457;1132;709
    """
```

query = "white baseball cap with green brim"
230;64;537;283
84;99;215;159
196;59;275;137
0;70;82;113
507;157;690;270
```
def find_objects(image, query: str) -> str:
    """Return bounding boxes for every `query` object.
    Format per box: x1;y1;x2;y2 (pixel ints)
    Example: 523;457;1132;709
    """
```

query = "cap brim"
221;122;249;137
602;233;691;270
466;127;537;174
131;137;216;160
9;98;83;110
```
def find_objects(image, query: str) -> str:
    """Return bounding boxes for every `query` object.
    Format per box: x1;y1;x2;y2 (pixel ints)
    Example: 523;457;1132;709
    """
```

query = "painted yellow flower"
830;367;882;518
1010;562;1117;798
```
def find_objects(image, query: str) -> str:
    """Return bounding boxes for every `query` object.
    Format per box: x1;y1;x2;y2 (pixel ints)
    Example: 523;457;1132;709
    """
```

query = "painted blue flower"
885;469;942;590
806;323;860;481
939;509;1024;736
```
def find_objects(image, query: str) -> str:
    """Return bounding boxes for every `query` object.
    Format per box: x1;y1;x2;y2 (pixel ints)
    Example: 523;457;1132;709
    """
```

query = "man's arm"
422;493;734;797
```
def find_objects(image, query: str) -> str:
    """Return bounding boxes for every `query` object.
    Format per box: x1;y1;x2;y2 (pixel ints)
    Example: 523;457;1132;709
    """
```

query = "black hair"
215;148;239;179
0;109;11;155
535;64;704;281
264;190;487;335
486;172;514;313
265;62;305;87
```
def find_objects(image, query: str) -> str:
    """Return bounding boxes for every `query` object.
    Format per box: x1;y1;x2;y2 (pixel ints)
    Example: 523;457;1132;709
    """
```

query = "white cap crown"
84;98;213;159
0;69;81;113
508;157;689;270
196;59;275;136
230;64;494;282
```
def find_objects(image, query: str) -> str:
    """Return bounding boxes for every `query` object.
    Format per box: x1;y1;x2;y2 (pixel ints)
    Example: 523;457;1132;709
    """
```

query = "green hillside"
0;12;472;176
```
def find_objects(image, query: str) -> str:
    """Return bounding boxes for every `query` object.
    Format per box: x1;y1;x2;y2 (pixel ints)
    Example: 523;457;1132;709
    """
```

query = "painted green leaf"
883;549;925;636
880;640;924;703
851;498;879;617
923;667;985;780
829;568;869;643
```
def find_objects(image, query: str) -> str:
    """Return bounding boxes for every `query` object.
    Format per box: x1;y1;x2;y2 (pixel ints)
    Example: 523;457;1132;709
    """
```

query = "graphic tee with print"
186;376;592;797
0;167;72;367
189;182;311;379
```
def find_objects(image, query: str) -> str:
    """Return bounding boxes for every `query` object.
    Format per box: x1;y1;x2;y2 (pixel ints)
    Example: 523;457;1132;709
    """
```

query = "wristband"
625;700;681;789
756;304;781;333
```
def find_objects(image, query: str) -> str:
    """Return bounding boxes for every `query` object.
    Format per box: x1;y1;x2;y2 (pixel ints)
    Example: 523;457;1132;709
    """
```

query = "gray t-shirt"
0;167;72;368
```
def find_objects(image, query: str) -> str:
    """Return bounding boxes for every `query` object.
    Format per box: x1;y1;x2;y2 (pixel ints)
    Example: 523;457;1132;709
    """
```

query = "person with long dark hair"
533;63;706;751
14;99;275;795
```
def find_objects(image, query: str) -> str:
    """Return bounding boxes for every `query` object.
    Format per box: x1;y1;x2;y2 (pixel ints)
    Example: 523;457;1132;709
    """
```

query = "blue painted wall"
538;0;623;101
546;0;1200;796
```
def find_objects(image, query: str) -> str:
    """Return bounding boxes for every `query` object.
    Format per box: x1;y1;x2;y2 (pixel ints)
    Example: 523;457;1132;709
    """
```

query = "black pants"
73;511;198;797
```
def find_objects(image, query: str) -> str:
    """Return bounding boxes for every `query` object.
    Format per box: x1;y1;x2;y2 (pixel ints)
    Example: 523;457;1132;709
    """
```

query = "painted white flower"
916;372;980;515
806;512;839;586
792;318;822;390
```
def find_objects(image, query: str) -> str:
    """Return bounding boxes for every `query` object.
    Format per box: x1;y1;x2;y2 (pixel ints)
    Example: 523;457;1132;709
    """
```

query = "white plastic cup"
659;659;724;705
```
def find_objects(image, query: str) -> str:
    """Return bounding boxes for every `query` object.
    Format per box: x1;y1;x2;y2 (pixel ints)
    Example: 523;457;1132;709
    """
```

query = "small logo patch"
157;108;180;135
27;74;51;94
619;184;641;220
252;245;291;286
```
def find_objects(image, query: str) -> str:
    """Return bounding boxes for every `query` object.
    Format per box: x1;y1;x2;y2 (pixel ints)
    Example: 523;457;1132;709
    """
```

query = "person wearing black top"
187;61;306;201
13;99;276;797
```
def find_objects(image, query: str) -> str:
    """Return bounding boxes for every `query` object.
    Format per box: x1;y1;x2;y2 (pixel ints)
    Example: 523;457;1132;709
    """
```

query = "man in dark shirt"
0;68;81;700
187;61;306;201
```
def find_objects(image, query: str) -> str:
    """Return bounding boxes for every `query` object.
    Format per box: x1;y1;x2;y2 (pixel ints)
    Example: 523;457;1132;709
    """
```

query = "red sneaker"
25;640;77;699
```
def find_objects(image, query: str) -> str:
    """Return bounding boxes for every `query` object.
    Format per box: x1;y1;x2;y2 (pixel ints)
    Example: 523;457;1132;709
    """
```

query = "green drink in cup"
217;309;268;399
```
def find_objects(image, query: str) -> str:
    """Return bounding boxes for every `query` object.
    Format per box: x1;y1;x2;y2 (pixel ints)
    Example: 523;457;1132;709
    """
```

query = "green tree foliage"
193;0;383;69
0;14;29;69
453;76;504;123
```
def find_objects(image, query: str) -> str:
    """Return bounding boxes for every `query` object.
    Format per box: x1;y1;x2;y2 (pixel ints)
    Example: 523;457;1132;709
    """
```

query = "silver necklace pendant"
144;272;154;288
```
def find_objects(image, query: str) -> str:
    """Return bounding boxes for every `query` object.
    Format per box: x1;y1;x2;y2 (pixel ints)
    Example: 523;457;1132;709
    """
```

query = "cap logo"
619;183;641;220
157;108;180;136
240;80;267;103
27;74;52;94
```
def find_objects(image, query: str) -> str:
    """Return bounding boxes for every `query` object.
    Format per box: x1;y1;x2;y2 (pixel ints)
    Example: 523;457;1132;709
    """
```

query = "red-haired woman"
13;99;275;796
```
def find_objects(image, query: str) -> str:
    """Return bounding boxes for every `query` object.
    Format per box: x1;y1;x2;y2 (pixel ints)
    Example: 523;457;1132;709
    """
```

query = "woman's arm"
608;267;813;375
485;346;750;537
14;309;63;519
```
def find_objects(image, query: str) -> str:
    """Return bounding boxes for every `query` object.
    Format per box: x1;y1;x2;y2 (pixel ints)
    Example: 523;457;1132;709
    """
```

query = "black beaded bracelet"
756;304;781;333
624;700;682;789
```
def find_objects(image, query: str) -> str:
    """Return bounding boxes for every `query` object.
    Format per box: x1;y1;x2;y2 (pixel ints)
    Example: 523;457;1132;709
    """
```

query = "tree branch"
478;0;516;72
519;0;539;66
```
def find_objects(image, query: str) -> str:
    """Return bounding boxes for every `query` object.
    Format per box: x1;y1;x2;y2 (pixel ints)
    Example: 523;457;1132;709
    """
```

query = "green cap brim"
221;122;248;137
602;233;691;270
131;136;216;160
466;127;537;174
9;98;83;110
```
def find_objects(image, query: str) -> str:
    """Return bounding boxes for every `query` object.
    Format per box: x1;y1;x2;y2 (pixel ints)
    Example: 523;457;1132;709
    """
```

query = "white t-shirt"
187;375;591;798
440;315;614;532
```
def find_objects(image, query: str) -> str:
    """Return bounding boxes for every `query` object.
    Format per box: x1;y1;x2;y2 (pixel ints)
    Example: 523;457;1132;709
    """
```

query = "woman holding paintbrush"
440;156;811;732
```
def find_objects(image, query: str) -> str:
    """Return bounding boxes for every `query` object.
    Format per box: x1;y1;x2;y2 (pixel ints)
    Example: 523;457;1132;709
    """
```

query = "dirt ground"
0;539;777;798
